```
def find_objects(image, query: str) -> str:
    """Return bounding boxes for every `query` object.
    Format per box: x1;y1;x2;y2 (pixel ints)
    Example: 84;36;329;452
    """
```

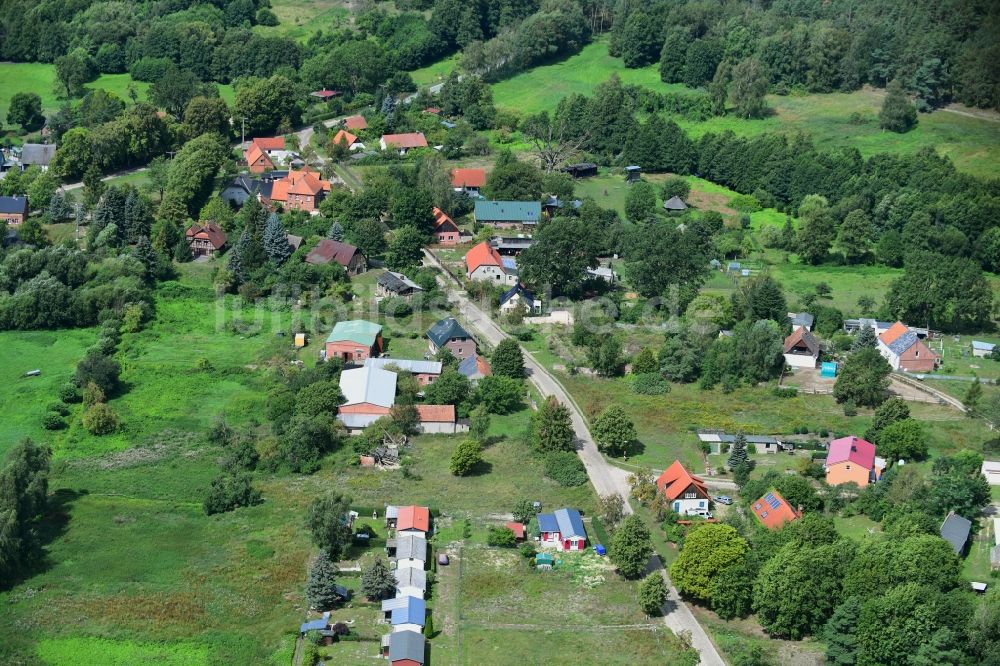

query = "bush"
47;402;70;416
203;471;262;515
82;403;120;435
256;8;279;25
449;439;484;476
487;526;518;547
729;194;761;213
59;382;81;403
519;542;537;559
42;413;67;430
129;56;173;82
632;372;671;395
772;387;797;399
842;401;858;416
544;452;588;487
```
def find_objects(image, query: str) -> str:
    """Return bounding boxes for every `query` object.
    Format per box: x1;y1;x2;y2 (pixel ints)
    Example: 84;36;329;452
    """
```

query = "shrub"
729;194;762;213
487;526;518;547
449;439;484;476
632;373;671;395
129;56;172;82
59;382;81;403
42;413;67;430
519;542;537;559
256;8;279;25
842;401;858;416
544;452;588;487
203;471;262;515
82;403;120;435
47;402;70;416
82;381;106;408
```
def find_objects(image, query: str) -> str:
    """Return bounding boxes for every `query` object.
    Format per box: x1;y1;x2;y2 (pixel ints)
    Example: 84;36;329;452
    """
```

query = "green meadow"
488;38;1000;179
254;0;351;41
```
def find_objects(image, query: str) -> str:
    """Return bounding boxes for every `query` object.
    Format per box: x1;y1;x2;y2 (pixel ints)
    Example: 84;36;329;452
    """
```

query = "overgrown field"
488;39;1000;179
254;0;351;41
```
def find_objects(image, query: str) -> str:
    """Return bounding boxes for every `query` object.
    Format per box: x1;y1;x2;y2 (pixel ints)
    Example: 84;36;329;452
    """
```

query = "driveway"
424;249;725;665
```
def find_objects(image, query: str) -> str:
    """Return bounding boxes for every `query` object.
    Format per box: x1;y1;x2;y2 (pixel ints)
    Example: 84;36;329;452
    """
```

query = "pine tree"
47;190;69;221
132;235;158;281
964;376;982;414
852;325;877;351
305;550;341;611
823;597;860;666
227;231;246;283
727;432;749;469
263;213;292;264
423;613;434;638
173;238;193;263
328;222;344;241
360;557;396;601
123;189;151;243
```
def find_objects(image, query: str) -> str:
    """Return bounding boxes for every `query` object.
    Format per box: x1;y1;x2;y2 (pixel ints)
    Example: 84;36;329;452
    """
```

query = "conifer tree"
727;432;749;469
852;325;877;351
328;221;344;241
360;557;396;601
263;213;292;264
305;550;341;611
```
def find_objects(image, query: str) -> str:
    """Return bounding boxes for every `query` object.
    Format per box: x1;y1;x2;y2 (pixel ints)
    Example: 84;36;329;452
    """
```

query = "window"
754;503;762;510
846;465;851;470
699;501;705;507
760;511;768;518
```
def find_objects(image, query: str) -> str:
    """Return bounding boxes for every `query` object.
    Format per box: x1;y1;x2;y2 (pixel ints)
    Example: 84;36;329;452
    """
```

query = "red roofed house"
656;460;711;516
751;490;802;530
465;241;517;286
826;436;880;487
344;115;368;131
432;207;461;245
310;89;340;100
397;505;431;534
268;170;331;212
451;168;486;195
331;129;365;152
380;132;428;155
305;239;368;274
423;107;440;115
506;521;526;541
415;404;459;434
185;222;228;257
877;320;940;373
244;137;287;173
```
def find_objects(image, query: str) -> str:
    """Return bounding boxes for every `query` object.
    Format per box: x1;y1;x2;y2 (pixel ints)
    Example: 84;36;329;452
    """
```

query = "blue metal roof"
391;596;426;626
475;200;541;224
300;619;327;633
538;508;585;538
972;340;995;351
537;513;558;533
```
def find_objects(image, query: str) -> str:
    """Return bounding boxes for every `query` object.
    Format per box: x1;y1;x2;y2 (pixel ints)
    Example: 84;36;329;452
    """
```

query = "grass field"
254;0;351;41
411;55;460;87
488;38;1000;179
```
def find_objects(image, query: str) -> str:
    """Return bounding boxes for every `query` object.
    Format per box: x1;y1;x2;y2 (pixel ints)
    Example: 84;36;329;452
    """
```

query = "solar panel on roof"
764;493;781;510
769;498;781;510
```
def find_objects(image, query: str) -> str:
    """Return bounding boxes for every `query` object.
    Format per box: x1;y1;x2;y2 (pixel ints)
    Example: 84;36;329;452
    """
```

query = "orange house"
751;490;802;530
825;435;878;487
655;460;711;515
269;170;331;212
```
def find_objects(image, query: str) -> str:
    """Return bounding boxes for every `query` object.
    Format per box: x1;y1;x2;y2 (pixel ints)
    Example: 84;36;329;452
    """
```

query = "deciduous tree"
591;406;637;457
608;514;654;579
670;524;749;602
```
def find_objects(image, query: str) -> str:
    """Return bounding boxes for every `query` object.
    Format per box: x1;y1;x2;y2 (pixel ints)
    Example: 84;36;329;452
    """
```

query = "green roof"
475;200;541;224
327;320;382;346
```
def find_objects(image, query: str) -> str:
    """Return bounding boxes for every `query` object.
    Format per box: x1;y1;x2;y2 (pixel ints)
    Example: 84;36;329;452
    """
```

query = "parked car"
683;508;713;519
713;496;733;505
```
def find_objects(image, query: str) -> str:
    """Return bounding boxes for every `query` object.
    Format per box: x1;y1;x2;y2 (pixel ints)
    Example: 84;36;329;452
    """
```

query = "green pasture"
411;54;460;87
254;0;351;41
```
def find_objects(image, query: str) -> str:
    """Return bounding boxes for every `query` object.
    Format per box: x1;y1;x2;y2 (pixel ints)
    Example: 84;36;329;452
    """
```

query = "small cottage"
457;353;492;382
451;168;486;195
499;283;542;315
377;271;424;300
783;326;820;369
825;436;880;487
537;508;586;551
0;195;29;225
305;239;367;274
380;132;428;155
750;490;802;530
940;512;972;555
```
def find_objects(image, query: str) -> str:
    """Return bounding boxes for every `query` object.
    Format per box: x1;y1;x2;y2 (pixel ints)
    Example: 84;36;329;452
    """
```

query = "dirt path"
424;249;726;666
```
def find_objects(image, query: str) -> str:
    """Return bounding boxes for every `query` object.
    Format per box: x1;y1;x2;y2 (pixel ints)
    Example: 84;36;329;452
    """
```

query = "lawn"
487;38;1000;179
254;0;351;41
411;55;460;87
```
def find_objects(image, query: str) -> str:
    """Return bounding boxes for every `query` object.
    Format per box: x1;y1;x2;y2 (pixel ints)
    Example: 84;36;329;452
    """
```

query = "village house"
0;195;29;225
305;239;367;274
387;628;425;665
696;431;787;455
364;358;442;386
465;241;519;286
387;533;427;570
474;200;541;229
268;169;331;212
331;129;365;151
326;320;384;363
337;365;396;430
220;175;266;207
376;271;424;300
451;168;486;195
414;404;459;434
537;508;586;551
19;143;56;172
432;207;461;244
499;283;542;315
825;436;883;487
396;505;431;535
877;321;941;372
184;222;227;257
427;317;476;360
244;137;296;173
457;353;492;382
655;460;711;516
788;312;814;331
750;490;802;530
940;511;972;554
783;326;820;369
343;115;368;131
389;596;426;634
380;132;428;155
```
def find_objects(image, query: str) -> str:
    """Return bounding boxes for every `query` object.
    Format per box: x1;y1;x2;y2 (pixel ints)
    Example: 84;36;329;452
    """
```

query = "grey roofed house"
394;534;427;561
0;195;29;216
388;630;425;664
364;357;442;375
339;366;397;408
220;175;263;206
789;312;814;329
663;196;687;211
940;511;972;554
19;143;56;168
381;596;410;613
426;317;471;349
491;237;535;255
377;270;423;296
394;566;427;592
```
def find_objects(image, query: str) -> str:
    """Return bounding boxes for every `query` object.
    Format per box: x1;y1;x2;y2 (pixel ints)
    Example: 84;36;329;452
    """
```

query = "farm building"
655;460;711;516
537;508;586;551
388;533;427;570
877;321;941;373
783;326;820;369
474;200;541;228
825;436;883;487
364;357;442;386
376;271;424;299
663;196;687;212
559;162;598;178
184;222;227;257
414;404;459;434
696;431;787;455
427;317;477;360
325;320;383;363
750;490;802;530
972;341;996;358
337;365;396;430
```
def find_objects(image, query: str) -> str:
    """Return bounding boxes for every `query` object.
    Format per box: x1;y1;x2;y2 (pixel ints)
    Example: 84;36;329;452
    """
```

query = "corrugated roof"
339;366;396;408
973;341;996;351
395;534;427;561
365;358;442;375
474;200;542;224
327;320;382;346
388;630;425;663
381;596;409;612
378;271;423;294
427;317;471;348
391;596;426;626
940;512;971;553
537;508;585;538
338;413;381;429
394;567;427;591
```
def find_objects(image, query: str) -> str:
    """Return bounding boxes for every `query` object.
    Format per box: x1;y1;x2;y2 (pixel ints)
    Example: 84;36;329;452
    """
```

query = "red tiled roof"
827;436;876;469
451;168;486;188
305;239;362;266
655;460;709;501
382;132;428;149
506;521;525;539
185;222;227;250
465;241;503;273
751;490;801;530
252;137;285;151
397;505;430;532
333;129;359;147
433;207;459;233
879;321;909;345
270;170;331;201
415;404;455;423
245;143;272;168
344;115;368;130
